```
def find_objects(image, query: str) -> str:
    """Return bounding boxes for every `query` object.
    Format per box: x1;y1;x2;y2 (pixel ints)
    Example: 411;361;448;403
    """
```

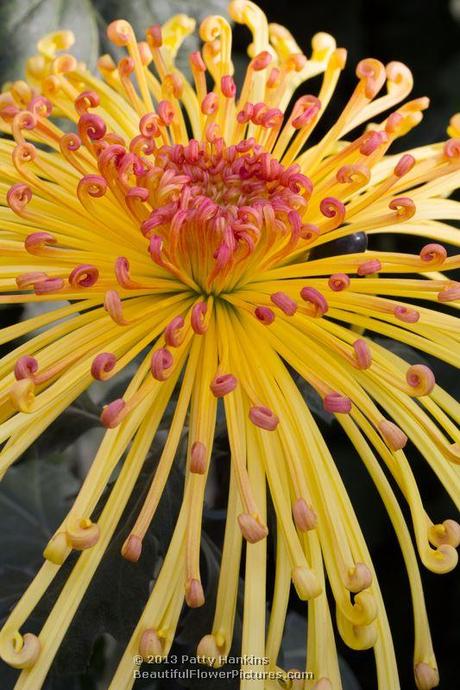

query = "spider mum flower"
0;2;459;688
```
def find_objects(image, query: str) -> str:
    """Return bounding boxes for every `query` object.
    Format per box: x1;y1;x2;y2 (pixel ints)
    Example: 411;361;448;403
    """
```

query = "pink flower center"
87;133;312;293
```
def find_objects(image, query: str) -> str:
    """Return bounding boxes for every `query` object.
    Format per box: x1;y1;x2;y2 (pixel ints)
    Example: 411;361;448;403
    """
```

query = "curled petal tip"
444;137;460;159
75;90;100;114
37;30;75;57
164;316;185;347
251;51;272;71
429;519;460;548
139;112;161;139
196;635;222;664
438;283;460;303
292;566;321;600
191;302;208;334
379;419;408;451
328;273;350;291
43;532;69;564
254;306;275;325
357;259;381;276
270;291;297;315
353;339;372;369
300;287;328;316
238;513;268;543
420;243;447;265
24;231;56;254
185;578;205;608
425;543;458;574
0;632;40;669
9;378;35;413
151;348;173;381
14;355;38;380
16;272;47;290
336;163;369;185
221;75;236;98
406;364;435;396
33;277;65;295
60;132;81;152
69;264;99;288
91;352;116;380
210;373;237;398
157;100;175;126
292;498;317;531
323;392;352;414
189;51;206;72
300;223;320;242
114;256;140;289
389;196;416;220
356;58;386;98
190;441;207;474
346;563;373;593
66;518;100;550
78;113;106;142
414;662;439;690
351;590;378;626
394;153;415;177
394;305;420;323
121;534;143;562
101;398;126;428
146;24;162;48
107;19;134;46
319;196;345;224
139;629;163;659
360;130;387;155
249;405;279;430
78;174;107;199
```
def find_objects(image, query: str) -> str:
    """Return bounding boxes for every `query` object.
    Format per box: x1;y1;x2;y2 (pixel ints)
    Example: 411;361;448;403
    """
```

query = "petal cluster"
0;2;459;690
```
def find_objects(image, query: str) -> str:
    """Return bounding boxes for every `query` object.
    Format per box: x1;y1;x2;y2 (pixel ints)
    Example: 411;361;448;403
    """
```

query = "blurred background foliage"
0;1;459;689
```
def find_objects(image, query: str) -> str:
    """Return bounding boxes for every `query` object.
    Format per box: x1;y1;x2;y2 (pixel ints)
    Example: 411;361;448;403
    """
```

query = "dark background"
0;1;459;689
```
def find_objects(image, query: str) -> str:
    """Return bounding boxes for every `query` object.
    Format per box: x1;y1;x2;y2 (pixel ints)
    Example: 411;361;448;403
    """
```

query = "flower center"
110;134;313;295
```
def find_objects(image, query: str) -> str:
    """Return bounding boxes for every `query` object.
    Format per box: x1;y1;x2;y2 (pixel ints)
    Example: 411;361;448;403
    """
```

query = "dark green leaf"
0;0;100;85
0;567;36;619
33;392;101;455
0;450;79;578
94;0;229;29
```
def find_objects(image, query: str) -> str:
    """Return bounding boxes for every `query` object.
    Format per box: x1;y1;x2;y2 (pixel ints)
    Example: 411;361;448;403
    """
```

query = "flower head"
0;2;459;688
